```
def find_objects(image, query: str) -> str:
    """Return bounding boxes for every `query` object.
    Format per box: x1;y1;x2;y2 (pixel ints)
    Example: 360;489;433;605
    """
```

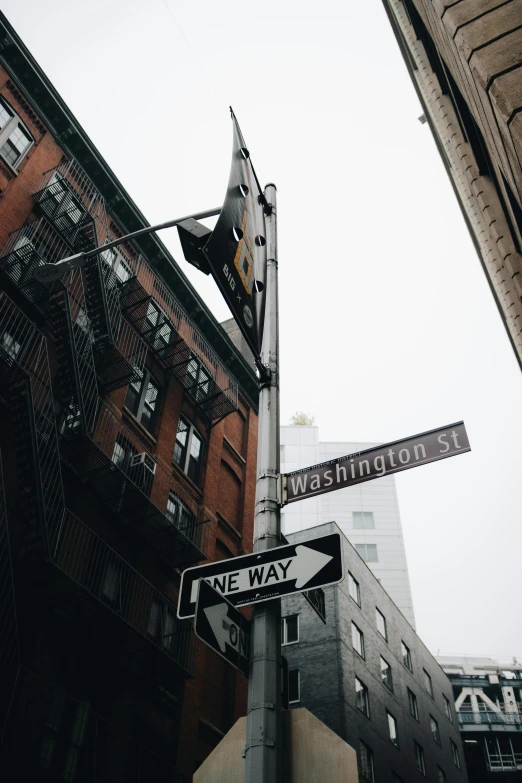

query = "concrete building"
437;656;522;780
0;12;259;781
281;424;416;626
382;0;522;369
281;522;467;783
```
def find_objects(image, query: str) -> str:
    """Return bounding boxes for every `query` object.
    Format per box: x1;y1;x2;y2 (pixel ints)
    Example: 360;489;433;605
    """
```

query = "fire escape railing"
114;240;239;420
59;401;209;568
458;711;522;726
49;509;194;676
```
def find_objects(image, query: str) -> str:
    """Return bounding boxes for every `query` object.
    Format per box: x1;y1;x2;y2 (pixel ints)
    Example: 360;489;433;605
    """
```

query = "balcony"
49;509;194;677
59;401;208;569
458;710;522;729
32;159;108;253
117;249;238;420
4;667;184;781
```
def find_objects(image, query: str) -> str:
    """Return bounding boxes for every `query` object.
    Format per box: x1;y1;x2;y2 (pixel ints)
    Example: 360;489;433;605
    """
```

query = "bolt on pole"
244;183;282;783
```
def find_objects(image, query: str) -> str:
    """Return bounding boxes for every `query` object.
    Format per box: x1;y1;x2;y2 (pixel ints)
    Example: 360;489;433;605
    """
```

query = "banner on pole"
178;110;267;360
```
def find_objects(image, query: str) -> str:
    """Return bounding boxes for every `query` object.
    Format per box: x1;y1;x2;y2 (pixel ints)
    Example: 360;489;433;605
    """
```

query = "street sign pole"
245;183;281;783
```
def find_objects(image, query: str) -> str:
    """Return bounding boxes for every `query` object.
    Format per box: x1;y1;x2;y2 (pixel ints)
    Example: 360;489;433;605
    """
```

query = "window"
1;331;21;359
166;492;196;538
430;715;441;746
414;741;426;776
401;640;413;671
351;622;365;658
443;694;453;722
355;677;370;718
142;299;174;352
380;656;393;690
186;353;212;402
147;600;177;652
407;688;419;721
0;97;33;170
359;740;374;783
174;414;204;485
100;243;132;283
100;562;120;608
437;768;446;783
124;368;160;432
353;511;375;528
282;615;299;645
387;711;399;748
288;669;300;703
450;739;460;769
348;572;361;605
355;543;378;562
375;608;387;640
424;669;434;697
392;774;403;783
111;434;137;474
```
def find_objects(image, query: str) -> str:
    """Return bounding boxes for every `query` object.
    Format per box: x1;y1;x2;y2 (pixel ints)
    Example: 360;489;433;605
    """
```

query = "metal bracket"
256;362;271;388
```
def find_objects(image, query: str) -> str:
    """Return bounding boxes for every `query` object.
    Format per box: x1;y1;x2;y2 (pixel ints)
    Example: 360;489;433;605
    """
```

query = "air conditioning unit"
131;452;156;475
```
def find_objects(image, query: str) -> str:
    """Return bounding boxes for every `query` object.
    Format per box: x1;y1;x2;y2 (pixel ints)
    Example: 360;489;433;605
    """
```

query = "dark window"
387;711;399;748
451;739;460;769
424;669;434;697
186;353;212;402
288;670;300;703
353;511;374;528
166;492;196;539
124;368;160;432
380;656;393;690
173;414;204;485
359;740;374;783
282;615;299;645
0;97;33;170
437;768;446;783
142;299;175;352
430;715;441;746
348;572;360;605
355;543;378;562
355;677;370;718
392;773;403;783
443;694;453;722
376;608;387;640
352;622;365;658
401;640;413;671
408;687;419;721
414;740;426;776
111;434;137;474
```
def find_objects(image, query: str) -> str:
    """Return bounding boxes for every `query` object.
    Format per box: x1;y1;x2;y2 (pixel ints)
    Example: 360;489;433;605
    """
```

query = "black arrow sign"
194;580;251;677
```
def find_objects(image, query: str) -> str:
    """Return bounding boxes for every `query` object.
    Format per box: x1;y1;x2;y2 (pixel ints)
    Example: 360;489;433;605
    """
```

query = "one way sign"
177;532;343;619
195;580;251;676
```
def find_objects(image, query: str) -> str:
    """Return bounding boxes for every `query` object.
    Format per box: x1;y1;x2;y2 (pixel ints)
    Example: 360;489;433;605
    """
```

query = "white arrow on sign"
204;603;248;655
191;544;333;604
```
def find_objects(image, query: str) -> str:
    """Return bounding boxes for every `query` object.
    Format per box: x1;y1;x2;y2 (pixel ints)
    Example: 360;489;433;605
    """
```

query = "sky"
4;0;521;660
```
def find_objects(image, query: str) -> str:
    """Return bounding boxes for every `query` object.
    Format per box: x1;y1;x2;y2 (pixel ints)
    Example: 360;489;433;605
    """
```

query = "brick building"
0;11;258;781
382;0;522;368
282;522;468;783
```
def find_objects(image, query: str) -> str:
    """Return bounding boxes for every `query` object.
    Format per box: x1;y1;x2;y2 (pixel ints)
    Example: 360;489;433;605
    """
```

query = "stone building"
382;0;522;368
281;522;467;783
0;11;258;781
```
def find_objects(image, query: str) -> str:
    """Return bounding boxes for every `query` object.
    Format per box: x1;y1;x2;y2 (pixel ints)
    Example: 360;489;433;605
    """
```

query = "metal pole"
245;183;281;783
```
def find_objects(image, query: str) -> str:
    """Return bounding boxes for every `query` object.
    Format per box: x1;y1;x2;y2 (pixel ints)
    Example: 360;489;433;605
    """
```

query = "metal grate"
59;401;209;569
49;509;195;676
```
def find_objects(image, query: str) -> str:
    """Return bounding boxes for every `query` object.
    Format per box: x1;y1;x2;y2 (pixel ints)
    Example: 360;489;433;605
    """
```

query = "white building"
280;425;416;627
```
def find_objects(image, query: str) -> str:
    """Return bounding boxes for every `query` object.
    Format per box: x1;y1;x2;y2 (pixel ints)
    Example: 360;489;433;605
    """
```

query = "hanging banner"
178;111;267;360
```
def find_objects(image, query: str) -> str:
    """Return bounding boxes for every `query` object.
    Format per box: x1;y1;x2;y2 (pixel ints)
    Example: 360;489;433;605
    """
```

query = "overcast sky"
4;0;521;660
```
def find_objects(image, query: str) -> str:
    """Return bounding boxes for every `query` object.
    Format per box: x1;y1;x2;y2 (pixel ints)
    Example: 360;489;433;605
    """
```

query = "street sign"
177;533;344;619
282;421;470;504
302;587;326;624
194;580;251;677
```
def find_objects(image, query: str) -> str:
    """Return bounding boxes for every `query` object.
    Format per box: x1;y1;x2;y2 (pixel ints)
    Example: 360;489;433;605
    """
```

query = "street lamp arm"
33;206;221;282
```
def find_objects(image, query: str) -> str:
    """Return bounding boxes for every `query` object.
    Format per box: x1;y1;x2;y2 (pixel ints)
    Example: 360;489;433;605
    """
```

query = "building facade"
382;0;522;368
0;12;259;781
281;425;416;626
281;522;467;783
438;656;522;780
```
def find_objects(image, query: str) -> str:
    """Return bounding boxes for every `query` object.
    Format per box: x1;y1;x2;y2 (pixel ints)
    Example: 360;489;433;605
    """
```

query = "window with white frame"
401;640;413;671
348;572;361;606
124;368;160;432
174;414;204;485
288;669;300;703
355;543;378;562
353;511;375;529
0;96;33;170
375;607;387;640
143;299;174;351
100;242;132;283
355;677;370;718
351;622;365;658
430;714;441;746
380;656;393;690
282;615;299;645
387;711;399;748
